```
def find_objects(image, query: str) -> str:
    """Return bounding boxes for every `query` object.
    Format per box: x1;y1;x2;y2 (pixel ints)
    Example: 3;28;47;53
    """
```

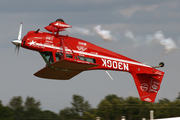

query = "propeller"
12;22;22;55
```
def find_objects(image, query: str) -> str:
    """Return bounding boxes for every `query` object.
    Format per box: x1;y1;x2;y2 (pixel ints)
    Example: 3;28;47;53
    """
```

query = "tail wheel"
159;62;164;67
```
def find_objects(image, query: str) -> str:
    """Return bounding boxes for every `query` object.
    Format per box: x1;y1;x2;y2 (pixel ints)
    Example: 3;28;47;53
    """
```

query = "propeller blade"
12;22;23;56
14;46;17;53
18;22;22;40
17;46;20;55
14;46;20;56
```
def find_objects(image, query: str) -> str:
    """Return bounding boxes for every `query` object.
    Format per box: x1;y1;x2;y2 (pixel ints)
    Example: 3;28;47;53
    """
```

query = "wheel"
159;62;164;67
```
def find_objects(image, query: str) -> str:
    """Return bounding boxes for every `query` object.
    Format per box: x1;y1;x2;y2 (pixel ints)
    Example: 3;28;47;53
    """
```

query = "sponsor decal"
46;36;53;40
140;83;148;91
77;46;87;51
155;71;162;76
28;40;36;46
150;81;159;93
78;42;87;46
144;98;152;102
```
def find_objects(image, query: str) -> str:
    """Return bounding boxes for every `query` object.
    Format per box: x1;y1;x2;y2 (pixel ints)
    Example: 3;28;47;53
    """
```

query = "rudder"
131;69;164;103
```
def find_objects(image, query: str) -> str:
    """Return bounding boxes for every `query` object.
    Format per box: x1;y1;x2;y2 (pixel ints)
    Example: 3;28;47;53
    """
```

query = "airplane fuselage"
21;31;156;75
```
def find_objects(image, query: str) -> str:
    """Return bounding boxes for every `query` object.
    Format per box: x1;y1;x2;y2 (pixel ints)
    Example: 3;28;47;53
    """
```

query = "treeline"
0;93;180;120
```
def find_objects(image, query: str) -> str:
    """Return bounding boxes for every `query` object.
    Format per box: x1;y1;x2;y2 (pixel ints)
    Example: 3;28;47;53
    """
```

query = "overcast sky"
1;0;180;113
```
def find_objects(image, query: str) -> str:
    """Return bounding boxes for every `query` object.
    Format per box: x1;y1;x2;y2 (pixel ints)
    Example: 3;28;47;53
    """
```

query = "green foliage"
82;112;96;120
0;93;180;120
59;94;92;119
41;110;60;120
0;100;13;120
59;107;80;119
97;99;113;120
24;96;41;111
8;96;24;120
71;94;91;115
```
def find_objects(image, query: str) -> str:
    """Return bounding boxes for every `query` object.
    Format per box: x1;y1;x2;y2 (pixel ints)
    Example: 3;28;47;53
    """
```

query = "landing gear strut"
154;62;165;68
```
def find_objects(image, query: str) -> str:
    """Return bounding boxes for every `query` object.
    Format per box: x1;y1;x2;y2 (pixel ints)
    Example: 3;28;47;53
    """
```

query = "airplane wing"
34;59;99;80
34;66;82;80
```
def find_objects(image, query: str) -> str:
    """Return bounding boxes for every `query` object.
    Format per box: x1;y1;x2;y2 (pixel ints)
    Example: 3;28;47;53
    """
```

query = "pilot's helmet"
55;19;65;23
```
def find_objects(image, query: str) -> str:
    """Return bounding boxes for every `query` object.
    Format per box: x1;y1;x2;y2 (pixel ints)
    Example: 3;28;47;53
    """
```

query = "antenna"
105;70;113;80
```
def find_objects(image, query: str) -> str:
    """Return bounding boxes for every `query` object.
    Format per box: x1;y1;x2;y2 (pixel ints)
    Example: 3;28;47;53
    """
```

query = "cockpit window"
56;52;62;61
56;52;72;61
78;56;96;63
41;51;54;64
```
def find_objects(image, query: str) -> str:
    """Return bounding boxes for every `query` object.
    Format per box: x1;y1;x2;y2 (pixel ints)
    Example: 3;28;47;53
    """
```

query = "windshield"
40;51;54;64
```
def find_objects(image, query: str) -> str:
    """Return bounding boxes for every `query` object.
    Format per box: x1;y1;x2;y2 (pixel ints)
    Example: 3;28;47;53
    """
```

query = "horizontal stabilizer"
131;69;164;103
44;25;65;32
51;21;72;29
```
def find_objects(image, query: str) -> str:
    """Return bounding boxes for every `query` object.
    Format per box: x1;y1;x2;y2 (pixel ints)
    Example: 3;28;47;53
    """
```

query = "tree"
8;96;24;120
24;96;41;110
71;94;91;115
176;92;180;100
105;94;121;103
59;94;92;119
59;107;79;119
97;99;113;120
9;96;24;111
23;96;42;120
41;110;59;120
82;112;96;120
105;94;125;120
124;96;141;120
0;100;13;120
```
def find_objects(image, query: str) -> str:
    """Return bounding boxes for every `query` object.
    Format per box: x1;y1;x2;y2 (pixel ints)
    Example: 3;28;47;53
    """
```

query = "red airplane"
12;19;165;103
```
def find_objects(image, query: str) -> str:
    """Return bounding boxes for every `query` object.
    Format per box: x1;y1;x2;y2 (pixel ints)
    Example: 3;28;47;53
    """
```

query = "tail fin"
131;69;164;103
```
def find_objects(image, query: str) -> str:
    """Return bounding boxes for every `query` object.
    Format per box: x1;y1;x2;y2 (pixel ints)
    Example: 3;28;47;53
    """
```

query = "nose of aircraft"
12;39;22;46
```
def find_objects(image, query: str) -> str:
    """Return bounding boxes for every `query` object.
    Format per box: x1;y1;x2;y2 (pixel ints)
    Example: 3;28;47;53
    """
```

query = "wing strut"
60;38;66;59
63;39;79;59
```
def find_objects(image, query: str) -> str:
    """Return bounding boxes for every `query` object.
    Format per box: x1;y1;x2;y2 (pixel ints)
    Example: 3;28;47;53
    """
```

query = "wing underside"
34;59;98;80
34;67;82;80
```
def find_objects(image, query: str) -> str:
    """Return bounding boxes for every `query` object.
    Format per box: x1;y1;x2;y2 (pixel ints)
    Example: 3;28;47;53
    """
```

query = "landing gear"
154;62;165;68
159;62;164;68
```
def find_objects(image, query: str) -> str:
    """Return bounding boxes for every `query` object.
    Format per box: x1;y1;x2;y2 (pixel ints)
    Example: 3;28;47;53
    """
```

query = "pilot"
55;18;65;22
49;19;65;26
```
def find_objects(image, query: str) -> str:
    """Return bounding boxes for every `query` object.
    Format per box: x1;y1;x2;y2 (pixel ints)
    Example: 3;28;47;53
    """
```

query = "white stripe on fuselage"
29;42;151;68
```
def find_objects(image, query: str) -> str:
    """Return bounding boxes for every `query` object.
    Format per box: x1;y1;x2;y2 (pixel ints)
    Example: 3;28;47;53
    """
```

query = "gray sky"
1;0;180;113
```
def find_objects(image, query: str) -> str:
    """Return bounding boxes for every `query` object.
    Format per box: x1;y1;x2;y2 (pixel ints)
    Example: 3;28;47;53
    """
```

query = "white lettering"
113;61;117;69
118;62;123;70
124;63;129;71
102;59;106;67
101;59;129;71
107;60;112;68
78;42;87;46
